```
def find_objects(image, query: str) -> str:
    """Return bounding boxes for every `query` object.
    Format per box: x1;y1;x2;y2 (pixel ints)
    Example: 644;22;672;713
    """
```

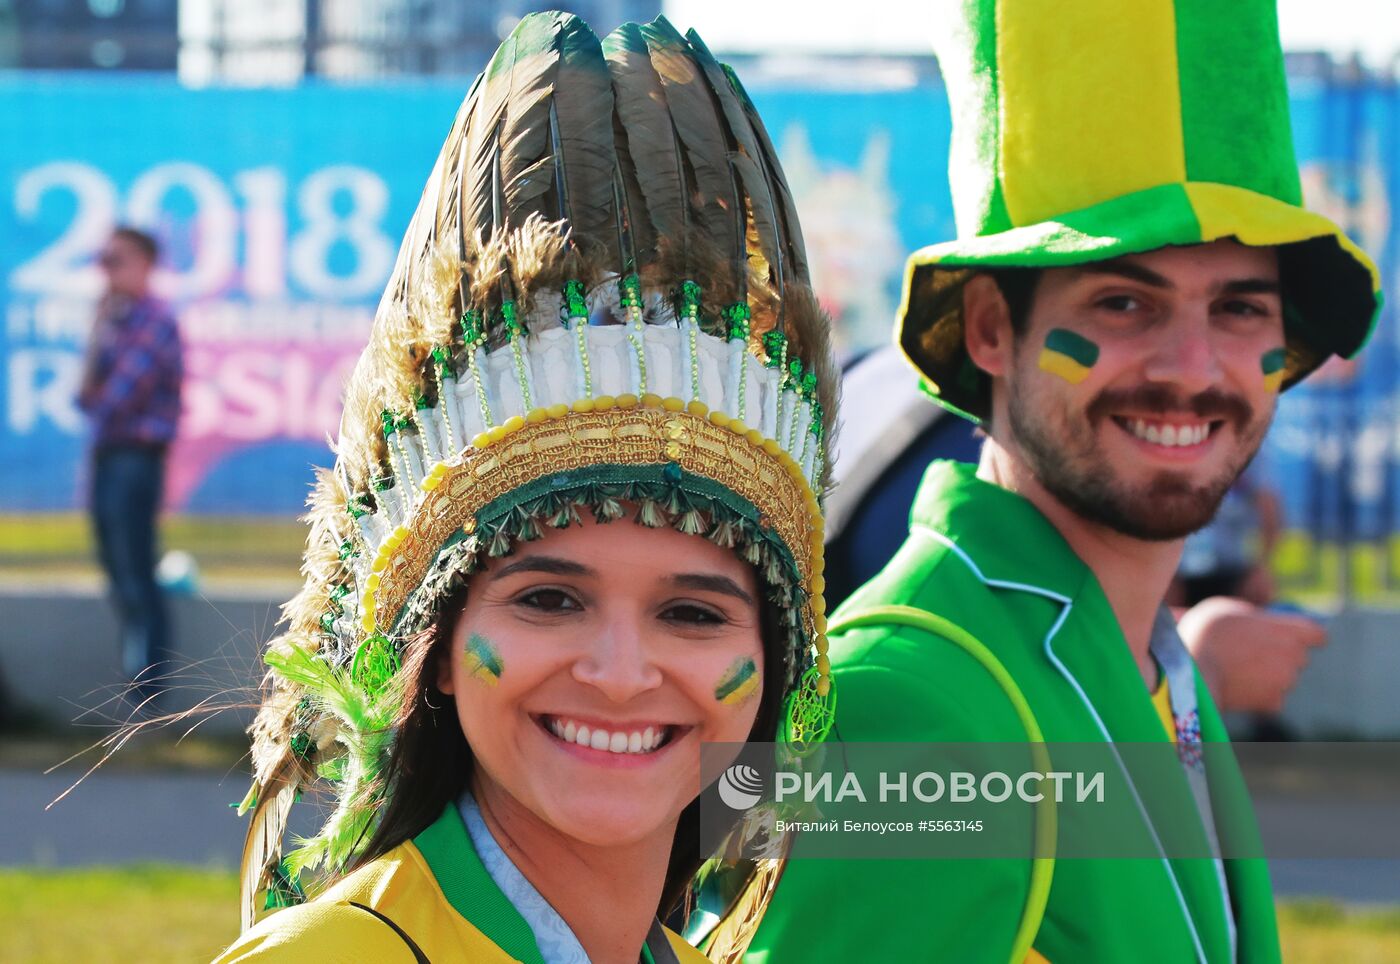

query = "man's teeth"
547;717;667;754
1127;418;1210;447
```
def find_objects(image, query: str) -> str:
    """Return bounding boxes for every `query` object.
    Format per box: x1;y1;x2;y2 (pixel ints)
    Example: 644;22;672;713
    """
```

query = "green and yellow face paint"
1038;328;1100;384
713;656;760;707
463;633;504;686
1261;347;1286;393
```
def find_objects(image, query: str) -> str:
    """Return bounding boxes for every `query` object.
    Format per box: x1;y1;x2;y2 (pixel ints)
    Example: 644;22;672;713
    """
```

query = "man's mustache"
1087;384;1253;427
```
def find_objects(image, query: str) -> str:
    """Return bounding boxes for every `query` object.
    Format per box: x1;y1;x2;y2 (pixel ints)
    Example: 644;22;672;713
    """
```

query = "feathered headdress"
236;12;838;934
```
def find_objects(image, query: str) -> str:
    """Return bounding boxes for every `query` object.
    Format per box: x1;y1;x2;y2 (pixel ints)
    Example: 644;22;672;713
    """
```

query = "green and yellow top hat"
900;0;1383;422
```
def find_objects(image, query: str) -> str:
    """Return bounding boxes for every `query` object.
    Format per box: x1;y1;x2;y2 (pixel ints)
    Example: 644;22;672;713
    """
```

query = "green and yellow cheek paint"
1038;328;1100;384
463;633;504;687
1261;347;1287;393
713;656;760;707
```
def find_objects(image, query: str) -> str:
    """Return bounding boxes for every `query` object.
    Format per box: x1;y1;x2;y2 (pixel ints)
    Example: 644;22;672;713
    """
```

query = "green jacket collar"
910;460;1173;744
910;460;1094;604
413;803;546;964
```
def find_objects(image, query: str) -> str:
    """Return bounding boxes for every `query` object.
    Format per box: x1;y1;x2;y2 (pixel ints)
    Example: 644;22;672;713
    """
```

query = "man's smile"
1110;415;1224;450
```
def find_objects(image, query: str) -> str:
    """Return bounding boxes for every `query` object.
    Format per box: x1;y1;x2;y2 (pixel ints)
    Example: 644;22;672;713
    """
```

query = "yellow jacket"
215;804;706;963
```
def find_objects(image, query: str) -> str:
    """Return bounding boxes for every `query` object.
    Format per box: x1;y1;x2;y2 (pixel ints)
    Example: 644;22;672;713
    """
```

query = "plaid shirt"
80;295;183;449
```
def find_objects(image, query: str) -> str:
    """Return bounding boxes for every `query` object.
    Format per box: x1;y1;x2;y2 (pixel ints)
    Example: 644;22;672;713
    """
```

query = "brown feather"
237;751;307;932
603;23;685;263
551;17;619;265
722;63;811;285
685;28;782;292
638;18;743;277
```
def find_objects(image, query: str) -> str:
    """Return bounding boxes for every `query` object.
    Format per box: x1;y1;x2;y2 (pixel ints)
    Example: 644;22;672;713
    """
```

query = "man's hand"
1177;597;1327;714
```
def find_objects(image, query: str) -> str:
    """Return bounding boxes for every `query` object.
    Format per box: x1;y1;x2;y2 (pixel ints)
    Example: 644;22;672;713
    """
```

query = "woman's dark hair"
350;556;790;917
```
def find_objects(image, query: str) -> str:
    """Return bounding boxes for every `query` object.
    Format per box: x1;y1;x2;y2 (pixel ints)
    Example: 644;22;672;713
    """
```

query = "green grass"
0;866;239;963
0;865;1396;962
0;512;304;586
1278;899;1400;963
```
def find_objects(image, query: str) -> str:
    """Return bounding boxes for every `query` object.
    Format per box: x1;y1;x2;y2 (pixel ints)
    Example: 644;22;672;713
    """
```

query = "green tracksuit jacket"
748;461;1279;964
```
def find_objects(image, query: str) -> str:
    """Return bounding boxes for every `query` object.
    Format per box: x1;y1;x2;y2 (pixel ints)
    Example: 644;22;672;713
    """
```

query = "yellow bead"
502;415;526;434
486;426;508;444
761;438;782;457
816;654;830;676
393;525;410;542
472;431;493;449
573;398;596;413
420;471;441;489
365;573;381;592
745;428;765;447
708;410;731;428
812;553;825;577
641;393;663;408
814;611;828;634
810;574;826;595
547;403;570;419
371;554;389;573
661;396;685;412
728;418;748;435
616;393;639;409
361;613;376;633
593;395;616;410
525;408;549;424
810;594;826;614
816;676;831;698
686;399;708;417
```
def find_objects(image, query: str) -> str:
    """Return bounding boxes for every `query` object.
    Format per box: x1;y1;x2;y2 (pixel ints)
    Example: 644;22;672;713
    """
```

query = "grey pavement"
0;768;322;869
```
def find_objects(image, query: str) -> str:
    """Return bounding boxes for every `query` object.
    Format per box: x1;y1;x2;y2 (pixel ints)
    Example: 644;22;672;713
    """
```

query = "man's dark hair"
112;226;159;264
987;267;1041;335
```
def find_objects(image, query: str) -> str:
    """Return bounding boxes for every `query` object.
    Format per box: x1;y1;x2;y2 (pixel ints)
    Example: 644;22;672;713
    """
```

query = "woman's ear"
963;273;1015;378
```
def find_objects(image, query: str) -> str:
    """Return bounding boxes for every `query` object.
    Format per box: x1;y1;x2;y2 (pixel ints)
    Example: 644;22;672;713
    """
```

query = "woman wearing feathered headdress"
214;12;836;963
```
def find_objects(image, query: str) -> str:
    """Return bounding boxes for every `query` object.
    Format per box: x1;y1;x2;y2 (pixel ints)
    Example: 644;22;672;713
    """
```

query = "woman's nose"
571;618;664;702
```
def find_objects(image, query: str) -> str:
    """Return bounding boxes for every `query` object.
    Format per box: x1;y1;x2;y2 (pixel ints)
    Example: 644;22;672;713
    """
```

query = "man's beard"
1007;380;1267;542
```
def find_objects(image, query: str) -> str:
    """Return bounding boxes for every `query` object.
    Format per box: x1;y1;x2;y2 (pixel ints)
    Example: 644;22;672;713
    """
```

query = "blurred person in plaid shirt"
77;226;183;705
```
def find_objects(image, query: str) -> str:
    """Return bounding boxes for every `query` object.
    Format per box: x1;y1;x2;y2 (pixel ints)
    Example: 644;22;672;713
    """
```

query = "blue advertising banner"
1;72;1395;591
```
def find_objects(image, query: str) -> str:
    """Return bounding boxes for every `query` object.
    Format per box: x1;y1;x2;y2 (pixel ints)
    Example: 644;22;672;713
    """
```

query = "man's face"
98;235;153;299
997;240;1284;541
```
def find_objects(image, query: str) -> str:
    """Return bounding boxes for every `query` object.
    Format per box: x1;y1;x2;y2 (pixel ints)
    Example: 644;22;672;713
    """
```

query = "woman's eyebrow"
670;573;755;606
489;556;593;580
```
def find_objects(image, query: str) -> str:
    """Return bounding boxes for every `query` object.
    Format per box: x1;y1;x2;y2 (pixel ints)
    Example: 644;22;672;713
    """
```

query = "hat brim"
897;181;1383;423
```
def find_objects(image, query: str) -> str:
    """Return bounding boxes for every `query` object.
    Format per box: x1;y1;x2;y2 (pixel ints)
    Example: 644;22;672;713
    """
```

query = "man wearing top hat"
741;1;1381;961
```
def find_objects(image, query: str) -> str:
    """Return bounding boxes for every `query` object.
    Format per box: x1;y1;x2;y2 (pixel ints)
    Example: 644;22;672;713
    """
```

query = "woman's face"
438;514;765;848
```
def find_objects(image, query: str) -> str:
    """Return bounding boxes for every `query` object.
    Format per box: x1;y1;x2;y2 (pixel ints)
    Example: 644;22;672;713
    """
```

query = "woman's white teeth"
547;717;667;754
1128;418;1209;447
